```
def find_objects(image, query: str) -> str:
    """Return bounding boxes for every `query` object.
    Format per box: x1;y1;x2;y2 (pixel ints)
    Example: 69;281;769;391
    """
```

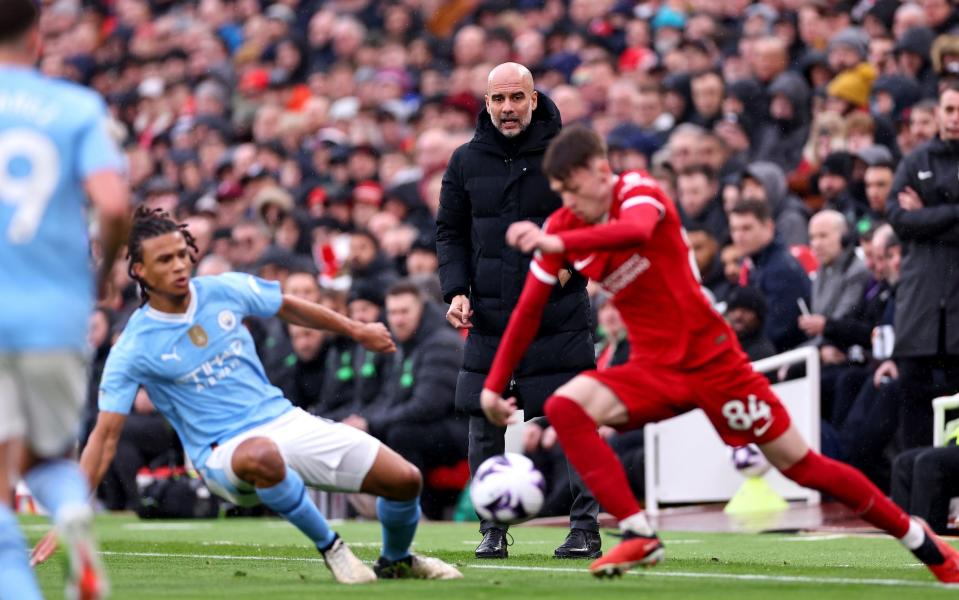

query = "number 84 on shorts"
721;395;773;436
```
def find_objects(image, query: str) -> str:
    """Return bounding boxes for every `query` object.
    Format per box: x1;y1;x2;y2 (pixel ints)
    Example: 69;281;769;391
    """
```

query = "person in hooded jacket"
754;71;812;175
741;161;810;246
436;62;600;560
894;26;939;99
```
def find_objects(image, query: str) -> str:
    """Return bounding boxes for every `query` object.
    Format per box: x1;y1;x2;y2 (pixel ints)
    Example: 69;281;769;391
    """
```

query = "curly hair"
127;206;198;306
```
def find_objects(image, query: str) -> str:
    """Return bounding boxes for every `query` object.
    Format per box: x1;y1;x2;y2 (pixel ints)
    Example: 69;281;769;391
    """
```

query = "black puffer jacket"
436;92;595;412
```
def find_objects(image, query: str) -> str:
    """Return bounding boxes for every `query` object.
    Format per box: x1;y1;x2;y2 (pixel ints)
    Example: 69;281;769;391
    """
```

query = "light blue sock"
376;497;420;561
255;468;336;551
23;459;89;524
0;504;43;600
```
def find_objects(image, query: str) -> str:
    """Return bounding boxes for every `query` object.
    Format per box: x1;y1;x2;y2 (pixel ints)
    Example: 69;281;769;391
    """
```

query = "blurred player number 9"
0;128;60;244
721;395;772;434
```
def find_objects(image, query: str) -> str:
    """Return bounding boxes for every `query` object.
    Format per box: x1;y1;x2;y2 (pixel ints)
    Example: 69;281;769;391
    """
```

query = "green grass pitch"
21;513;958;599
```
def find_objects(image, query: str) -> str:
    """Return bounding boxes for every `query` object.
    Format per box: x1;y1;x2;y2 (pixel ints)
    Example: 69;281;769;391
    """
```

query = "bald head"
811;209;847;232
809;209;848;266
487;62;534;92
485;62;538;138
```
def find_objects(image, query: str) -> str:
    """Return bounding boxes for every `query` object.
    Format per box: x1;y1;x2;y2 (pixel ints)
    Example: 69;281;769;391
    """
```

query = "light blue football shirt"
98;273;294;468
0;65;124;351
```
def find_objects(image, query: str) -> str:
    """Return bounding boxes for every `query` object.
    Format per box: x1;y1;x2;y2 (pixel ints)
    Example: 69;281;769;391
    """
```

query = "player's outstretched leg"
0;503;43;600
24;459;107;599
233;437;375;584
764;426;959;584
544;389;664;578
361;445;462;580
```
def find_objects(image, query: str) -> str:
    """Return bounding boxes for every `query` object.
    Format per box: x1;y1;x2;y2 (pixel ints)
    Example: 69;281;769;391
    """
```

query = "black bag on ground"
136;467;220;519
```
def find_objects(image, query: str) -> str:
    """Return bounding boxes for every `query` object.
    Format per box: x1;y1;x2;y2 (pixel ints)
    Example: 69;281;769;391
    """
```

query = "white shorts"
198;408;381;506
0;351;87;457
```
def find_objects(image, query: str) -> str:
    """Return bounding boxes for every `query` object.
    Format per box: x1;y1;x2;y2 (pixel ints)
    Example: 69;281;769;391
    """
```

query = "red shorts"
583;347;791;447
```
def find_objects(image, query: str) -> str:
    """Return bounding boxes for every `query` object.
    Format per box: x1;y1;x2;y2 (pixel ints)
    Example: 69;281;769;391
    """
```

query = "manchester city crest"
218;309;237;331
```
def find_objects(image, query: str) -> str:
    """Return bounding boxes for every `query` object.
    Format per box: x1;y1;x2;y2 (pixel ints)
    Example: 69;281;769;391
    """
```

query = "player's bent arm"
557;203;661;252
277;294;396;353
79;410;128;492
484;271;555;394
278;293;360;336
86;170;131;296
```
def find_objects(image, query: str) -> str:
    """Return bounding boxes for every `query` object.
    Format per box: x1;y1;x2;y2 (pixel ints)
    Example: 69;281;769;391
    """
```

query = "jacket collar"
751;239;784;266
929;136;959;155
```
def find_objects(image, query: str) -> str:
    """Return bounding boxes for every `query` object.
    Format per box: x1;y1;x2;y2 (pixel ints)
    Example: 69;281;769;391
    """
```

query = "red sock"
782;450;909;538
544;395;642;520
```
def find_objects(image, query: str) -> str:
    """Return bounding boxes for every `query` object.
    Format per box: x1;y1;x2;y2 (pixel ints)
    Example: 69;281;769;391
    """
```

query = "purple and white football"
470;453;545;525
730;443;772;478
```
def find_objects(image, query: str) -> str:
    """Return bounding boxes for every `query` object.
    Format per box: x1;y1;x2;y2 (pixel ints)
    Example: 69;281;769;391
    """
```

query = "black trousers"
839;377;901;491
897;355;959;449
382;418;468;475
98;413;181;511
891;446;959;535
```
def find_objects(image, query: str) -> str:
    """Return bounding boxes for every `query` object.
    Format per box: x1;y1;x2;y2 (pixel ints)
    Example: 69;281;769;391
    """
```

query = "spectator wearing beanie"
351;181;384;230
724;286;777;361
826;62;878;113
828;27;870;73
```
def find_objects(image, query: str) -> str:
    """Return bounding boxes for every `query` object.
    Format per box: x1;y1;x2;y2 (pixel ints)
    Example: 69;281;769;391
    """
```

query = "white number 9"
0;128;59;244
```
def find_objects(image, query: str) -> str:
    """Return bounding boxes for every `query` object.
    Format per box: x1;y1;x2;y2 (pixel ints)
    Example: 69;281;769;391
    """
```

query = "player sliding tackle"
33;207;461;584
480;124;959;582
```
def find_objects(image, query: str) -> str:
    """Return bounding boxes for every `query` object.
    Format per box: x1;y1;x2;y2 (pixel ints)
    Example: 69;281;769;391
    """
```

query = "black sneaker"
373;555;414;579
553;528;602;559
475;528;509;559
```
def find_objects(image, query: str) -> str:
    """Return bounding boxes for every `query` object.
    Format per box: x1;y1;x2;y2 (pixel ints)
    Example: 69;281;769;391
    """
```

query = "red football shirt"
486;170;734;393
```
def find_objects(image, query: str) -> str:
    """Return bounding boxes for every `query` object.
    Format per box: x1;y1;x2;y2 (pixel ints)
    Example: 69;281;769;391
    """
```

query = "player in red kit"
480;125;959;581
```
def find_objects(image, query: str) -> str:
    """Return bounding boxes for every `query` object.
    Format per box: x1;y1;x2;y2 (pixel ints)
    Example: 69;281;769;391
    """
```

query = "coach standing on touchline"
436;62;599;560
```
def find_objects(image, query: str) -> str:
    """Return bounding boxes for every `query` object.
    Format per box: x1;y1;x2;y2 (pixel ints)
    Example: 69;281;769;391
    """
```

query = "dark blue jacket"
746;239;811;352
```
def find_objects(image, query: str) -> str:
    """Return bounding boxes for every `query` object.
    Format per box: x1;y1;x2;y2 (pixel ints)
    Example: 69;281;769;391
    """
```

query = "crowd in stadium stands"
45;0;959;528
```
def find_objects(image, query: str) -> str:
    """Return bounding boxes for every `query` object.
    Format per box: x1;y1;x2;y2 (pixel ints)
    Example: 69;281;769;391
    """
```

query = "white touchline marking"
199;541;384;548
777;534;850;542
100;551;325;563
95;550;945;588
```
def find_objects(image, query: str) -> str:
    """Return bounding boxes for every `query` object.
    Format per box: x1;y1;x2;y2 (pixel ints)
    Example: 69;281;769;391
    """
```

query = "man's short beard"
494;110;533;138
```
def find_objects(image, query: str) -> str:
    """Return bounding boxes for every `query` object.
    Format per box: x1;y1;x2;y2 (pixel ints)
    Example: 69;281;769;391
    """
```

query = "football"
470;453;545;525
730;444;772;478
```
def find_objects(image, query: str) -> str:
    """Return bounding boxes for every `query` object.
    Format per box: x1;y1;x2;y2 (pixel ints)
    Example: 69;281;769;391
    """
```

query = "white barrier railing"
933;394;959;447
643;346;821;515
